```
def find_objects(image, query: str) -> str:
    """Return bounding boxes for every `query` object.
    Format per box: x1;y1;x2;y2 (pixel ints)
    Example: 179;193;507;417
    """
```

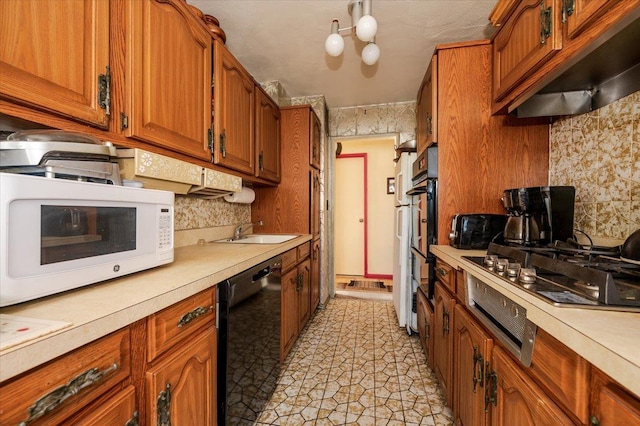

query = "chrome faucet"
234;220;263;240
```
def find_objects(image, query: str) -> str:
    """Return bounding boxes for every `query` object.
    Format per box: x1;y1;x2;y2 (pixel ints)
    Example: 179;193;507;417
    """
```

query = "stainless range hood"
511;14;640;118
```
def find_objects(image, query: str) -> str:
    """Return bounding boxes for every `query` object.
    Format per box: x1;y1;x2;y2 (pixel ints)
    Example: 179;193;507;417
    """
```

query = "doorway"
330;135;397;298
335;154;366;276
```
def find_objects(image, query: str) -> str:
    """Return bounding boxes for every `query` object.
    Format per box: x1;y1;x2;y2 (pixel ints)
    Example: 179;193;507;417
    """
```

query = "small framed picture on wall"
387;177;395;194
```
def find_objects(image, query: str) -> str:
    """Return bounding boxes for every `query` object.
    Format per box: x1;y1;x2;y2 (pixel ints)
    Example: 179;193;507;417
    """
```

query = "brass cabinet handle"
436;267;447;277
157;383;171;426
125;411;139;426
220;129;227;157
19;363;118;426
259;151;264;171
484;366;497;412
589;416;600;426
540;2;552;45
177;305;214;328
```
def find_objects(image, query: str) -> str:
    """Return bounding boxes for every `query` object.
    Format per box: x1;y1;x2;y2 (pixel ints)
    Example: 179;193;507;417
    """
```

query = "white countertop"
0;235;311;382
431;245;640;398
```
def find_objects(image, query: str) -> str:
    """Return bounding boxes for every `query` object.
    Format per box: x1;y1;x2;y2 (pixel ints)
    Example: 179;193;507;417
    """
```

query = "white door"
335;155;365;276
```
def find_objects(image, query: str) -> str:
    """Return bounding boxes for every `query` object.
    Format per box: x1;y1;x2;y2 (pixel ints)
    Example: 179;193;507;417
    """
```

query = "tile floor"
255;297;453;425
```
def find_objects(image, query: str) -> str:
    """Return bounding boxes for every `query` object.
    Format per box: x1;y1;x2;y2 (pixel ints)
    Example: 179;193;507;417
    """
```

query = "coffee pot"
502;186;575;246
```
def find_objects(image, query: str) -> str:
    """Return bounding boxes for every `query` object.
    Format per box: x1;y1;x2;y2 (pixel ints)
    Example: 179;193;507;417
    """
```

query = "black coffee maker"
502;186;575;245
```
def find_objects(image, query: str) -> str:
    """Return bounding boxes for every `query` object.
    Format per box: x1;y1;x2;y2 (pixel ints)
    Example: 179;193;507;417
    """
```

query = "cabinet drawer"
529;328;590;423
0;328;131;426
435;259;455;293
73;385;137;426
281;248;298;272
148;288;215;361
297;241;311;259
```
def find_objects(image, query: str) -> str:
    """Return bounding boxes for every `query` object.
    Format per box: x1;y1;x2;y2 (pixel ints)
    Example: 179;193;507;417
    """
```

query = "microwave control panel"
158;207;173;249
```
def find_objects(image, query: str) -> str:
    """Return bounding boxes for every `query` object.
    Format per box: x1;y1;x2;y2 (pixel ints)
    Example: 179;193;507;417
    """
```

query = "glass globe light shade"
325;33;345;57
362;42;380;65
356;14;377;42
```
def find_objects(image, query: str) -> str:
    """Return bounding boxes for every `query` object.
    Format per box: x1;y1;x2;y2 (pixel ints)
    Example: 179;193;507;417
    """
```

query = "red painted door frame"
337;152;376;278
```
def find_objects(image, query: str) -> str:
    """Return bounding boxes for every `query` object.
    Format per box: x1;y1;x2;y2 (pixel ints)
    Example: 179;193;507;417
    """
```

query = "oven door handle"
411;246;427;260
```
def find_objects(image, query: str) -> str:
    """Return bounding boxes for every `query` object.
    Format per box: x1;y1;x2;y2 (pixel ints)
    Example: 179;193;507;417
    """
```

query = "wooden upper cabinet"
0;0;110;128
213;39;255;175
255;86;281;183
564;0;618;39
492;0;563;102
310;110;322;170
125;0;212;161
416;55;437;153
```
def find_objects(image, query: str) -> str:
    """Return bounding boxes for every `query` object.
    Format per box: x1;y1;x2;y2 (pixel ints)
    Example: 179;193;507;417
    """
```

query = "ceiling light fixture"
324;0;380;65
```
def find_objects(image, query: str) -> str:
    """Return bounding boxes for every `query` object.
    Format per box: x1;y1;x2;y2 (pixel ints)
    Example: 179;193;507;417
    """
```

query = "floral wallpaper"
328;101;416;143
549;91;640;241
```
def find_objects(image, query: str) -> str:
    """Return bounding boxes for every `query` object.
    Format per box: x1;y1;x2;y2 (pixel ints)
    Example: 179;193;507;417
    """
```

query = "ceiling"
187;0;498;108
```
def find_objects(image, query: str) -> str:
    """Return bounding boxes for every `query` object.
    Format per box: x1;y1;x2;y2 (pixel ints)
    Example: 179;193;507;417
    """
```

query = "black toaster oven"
449;214;507;250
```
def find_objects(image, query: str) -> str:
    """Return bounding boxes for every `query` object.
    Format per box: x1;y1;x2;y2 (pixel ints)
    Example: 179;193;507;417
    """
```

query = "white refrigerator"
392;151;416;333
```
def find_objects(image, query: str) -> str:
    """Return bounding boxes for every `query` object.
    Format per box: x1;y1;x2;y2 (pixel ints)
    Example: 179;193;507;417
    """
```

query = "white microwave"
0;173;174;307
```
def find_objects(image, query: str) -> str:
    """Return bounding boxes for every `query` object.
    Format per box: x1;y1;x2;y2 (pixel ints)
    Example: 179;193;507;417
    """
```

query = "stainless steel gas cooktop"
464;243;640;312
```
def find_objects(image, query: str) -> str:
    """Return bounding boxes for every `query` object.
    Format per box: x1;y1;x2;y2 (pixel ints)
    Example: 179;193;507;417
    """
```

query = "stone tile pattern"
327;102;416;146
549;91;640;239
256;298;452;425
173;195;249;231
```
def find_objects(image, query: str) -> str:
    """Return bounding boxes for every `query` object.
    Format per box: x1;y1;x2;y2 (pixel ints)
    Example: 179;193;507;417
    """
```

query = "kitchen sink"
215;234;299;244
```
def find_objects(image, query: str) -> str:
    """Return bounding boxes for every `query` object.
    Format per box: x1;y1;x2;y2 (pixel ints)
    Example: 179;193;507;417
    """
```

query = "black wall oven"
407;145;438;298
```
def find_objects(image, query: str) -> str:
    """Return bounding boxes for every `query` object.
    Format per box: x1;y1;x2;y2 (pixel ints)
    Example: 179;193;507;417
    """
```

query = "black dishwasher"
217;255;282;425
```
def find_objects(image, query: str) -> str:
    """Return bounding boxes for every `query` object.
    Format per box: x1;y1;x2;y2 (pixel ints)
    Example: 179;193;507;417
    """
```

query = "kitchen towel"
224;186;255;204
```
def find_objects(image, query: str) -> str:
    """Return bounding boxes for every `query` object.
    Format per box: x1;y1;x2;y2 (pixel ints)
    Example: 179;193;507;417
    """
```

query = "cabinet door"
416;55;437;153
125;0;212;161
489;346;574;426
590;368;640;426
311;239;321;312
213;39;255;175
564;0;618;39
0;0;110;128
433;282;455;406
309;110;322;170
281;267;299;360
255;86;281;182
146;327;216;426
298;258;312;329
311;169;321;239
73;385;137;426
454;305;493;426
492;0;563;102
416;288;434;366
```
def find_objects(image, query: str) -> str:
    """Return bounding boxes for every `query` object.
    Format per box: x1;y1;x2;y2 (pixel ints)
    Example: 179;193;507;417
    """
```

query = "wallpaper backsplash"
549;91;640;241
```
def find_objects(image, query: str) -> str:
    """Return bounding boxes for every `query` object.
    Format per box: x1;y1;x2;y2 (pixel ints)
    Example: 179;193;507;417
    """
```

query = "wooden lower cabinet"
416;286;434;365
433;282;456;406
454;305;493;426
72;385;138;426
146;327;216;425
488;346;574;426
0;328;131;425
590;367;640;425
280;246;312;360
311;238;321;312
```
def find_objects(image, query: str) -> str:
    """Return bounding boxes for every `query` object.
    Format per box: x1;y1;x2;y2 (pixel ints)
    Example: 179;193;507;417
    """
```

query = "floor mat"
347;280;386;290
